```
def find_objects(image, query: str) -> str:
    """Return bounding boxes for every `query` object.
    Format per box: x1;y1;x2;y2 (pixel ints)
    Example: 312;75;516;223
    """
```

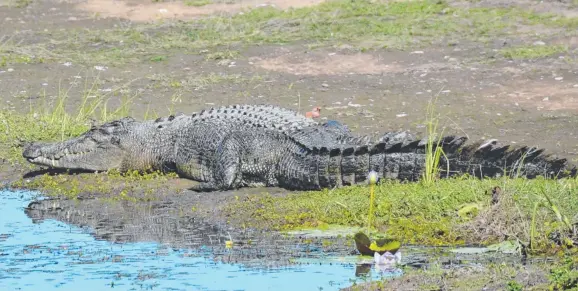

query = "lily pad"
354;232;401;256
354;232;373;256
369;240;401;253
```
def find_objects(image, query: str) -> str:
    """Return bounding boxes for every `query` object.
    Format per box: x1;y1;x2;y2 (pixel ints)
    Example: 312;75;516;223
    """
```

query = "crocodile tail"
314;135;470;188
437;137;577;179
292;132;575;190
375;134;577;180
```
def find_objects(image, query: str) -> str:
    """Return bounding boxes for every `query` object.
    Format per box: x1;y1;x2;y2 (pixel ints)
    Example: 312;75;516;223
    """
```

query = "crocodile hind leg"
190;135;244;192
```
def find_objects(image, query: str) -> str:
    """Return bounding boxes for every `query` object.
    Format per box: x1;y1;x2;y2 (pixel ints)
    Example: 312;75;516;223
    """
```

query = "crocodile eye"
111;136;121;145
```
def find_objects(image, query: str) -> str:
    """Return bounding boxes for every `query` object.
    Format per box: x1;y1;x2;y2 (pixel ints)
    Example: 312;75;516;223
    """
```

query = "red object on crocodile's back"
305;107;321;118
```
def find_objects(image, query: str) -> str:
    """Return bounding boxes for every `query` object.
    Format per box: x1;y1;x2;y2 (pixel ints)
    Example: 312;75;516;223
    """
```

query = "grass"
11;168;179;202
0;0;576;263
0;36;47;67
501;44;569;60
0;74;138;165
222;177;578;251
0;1;576;289
549;256;578;290
1;0;576;66
204;49;239;60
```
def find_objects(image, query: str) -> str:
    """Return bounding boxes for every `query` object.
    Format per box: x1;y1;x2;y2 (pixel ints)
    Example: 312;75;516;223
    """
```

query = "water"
0;190;401;291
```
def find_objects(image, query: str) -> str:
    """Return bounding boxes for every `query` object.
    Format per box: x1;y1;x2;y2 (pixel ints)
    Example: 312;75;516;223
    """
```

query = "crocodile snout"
22;143;42;160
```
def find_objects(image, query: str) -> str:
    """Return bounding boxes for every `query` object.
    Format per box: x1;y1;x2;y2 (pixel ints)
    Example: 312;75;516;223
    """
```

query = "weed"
149;55;168;62
549;255;578;290
422;93;448;184
506;280;523;291
529;186;575;251
204;50;239;61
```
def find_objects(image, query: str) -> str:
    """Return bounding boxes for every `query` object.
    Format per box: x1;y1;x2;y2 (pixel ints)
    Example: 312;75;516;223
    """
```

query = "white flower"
374;251;401;266
368;171;379;185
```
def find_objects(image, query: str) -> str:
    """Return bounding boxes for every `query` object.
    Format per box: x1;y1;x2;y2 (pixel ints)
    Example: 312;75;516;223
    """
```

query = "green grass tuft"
549;256;578;290
0;75;137;165
184;0;212;7
500;45;568;60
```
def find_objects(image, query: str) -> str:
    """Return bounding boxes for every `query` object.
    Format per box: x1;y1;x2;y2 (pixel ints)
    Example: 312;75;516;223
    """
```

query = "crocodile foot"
190;182;221;192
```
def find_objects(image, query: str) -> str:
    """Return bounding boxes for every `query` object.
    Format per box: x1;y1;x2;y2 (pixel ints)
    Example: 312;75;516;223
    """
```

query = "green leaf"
457;203;482;219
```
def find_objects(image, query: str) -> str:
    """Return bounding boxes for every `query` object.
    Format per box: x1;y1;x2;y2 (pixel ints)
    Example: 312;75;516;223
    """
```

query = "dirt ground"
0;0;577;158
0;0;577;289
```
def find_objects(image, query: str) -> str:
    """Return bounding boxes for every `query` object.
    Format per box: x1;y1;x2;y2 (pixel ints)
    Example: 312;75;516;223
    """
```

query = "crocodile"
22;104;577;191
22;104;359;178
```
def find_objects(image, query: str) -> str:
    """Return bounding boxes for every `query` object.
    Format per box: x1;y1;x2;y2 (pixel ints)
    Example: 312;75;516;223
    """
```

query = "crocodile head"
22;117;146;172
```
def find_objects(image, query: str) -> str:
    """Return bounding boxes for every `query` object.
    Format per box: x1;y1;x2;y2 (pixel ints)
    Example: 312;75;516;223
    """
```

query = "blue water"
0;190;400;291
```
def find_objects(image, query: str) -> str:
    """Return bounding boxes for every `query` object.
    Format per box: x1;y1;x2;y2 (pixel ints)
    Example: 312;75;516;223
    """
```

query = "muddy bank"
23;192;356;268
19;186;534;269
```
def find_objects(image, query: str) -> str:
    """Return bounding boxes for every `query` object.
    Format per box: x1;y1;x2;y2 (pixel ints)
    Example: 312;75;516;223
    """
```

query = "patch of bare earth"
250;49;454;76
72;0;326;22
485;80;578;112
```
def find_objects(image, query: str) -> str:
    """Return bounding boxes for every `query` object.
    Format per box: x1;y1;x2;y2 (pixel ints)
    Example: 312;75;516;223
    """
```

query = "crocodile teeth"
51;159;56;167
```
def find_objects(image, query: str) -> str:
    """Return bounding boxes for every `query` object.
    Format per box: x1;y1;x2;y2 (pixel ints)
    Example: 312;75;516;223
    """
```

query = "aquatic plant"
422;93;449;185
354;171;402;260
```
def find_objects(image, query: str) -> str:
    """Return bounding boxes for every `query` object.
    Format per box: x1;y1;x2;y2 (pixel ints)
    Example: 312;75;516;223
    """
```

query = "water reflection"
22;193;362;267
1;190;396;291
